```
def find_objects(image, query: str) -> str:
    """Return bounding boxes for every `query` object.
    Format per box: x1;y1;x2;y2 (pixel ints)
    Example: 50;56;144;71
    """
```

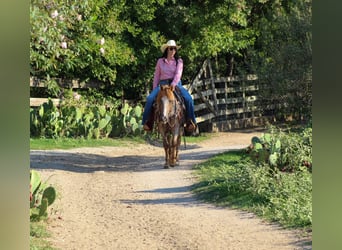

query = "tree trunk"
226;54;234;76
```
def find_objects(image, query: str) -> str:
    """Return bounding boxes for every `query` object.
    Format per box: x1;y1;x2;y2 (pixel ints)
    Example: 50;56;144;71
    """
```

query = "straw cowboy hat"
160;40;181;53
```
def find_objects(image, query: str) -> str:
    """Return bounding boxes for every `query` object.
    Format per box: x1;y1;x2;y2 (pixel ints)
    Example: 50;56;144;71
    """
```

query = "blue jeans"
142;81;197;125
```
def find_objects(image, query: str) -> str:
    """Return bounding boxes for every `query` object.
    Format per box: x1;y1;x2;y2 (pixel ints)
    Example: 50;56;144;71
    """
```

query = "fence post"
207;59;218;113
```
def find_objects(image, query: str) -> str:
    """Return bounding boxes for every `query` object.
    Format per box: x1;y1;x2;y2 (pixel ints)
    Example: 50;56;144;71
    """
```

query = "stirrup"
185;120;196;132
143;124;151;131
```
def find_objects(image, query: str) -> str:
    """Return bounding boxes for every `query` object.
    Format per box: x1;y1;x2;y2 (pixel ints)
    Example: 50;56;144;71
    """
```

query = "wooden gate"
183;59;272;132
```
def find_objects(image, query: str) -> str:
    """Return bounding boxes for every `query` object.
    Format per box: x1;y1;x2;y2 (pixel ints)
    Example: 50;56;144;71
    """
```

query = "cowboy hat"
160;40;181;53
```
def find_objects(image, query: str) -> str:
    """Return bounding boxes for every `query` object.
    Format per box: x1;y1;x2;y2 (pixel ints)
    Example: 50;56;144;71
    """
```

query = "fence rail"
30;77;101;88
30;77;102;107
30;97;63;107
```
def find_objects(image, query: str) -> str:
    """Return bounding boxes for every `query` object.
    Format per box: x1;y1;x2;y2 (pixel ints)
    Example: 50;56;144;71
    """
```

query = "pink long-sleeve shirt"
152;57;183;89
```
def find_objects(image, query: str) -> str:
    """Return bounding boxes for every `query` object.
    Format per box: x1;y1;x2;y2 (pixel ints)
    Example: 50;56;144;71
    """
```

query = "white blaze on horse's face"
160;95;170;124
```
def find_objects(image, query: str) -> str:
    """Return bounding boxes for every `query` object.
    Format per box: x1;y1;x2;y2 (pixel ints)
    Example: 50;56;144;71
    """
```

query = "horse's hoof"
164;165;170;169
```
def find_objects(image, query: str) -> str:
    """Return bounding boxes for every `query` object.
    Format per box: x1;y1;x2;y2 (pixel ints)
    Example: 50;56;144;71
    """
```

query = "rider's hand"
171;85;176;92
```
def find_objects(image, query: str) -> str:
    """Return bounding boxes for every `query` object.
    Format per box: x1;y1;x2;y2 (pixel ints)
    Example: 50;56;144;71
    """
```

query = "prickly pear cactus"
30;170;56;221
42;186;56;206
250;133;282;168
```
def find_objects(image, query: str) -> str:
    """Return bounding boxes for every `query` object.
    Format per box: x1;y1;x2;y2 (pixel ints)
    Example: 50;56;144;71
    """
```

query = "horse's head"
156;85;176;124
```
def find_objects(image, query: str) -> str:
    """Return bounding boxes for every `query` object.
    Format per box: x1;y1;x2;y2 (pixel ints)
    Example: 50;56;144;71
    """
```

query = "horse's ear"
166;88;175;100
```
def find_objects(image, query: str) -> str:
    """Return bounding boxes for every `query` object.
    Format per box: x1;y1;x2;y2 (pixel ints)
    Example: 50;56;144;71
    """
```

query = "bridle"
157;85;180;128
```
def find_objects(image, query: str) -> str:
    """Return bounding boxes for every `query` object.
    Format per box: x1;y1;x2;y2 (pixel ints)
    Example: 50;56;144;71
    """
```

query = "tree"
248;0;312;120
30;0;135;95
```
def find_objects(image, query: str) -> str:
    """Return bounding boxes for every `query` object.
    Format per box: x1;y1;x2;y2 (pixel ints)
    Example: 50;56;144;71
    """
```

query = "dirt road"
30;130;311;250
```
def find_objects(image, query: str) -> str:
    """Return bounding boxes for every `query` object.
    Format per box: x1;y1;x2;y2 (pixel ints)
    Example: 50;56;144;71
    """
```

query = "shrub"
248;126;312;172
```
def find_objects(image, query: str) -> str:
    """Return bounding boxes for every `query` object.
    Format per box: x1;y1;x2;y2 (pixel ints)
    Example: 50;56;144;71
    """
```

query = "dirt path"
30;130;311;250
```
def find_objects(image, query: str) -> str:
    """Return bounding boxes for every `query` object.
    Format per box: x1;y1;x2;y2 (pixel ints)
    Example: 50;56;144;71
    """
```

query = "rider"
142;39;197;132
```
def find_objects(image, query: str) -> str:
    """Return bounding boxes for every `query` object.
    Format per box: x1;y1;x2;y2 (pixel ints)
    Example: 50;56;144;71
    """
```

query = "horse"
155;84;185;168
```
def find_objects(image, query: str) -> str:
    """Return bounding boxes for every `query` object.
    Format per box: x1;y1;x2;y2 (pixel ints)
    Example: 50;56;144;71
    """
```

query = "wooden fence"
183;59;274;132
30;77;101;107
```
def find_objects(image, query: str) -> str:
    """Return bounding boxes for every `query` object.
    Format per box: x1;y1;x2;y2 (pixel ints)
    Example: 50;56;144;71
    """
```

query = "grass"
192;150;254;207
192;149;312;230
184;132;213;143
30;136;145;150
30;221;55;250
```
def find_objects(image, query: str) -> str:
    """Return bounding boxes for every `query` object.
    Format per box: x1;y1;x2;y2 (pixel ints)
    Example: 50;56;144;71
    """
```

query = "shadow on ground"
30;144;246;173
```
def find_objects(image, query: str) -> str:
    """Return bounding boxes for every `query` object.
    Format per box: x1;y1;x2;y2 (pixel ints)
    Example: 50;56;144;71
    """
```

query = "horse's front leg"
175;134;181;166
159;125;170;169
176;125;184;166
170;123;183;167
163;135;170;168
169;133;180;167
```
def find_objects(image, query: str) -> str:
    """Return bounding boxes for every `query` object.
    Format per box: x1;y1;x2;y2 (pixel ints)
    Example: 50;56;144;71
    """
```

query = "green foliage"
251;165;312;228
30;137;145;150
30;99;62;138
249;0;312;120
30;170;56;222
121;103;143;136
30;221;55;249
30;0;134;84
30;96;143;139
192;126;312;229
249;126;312;172
250;132;281;167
